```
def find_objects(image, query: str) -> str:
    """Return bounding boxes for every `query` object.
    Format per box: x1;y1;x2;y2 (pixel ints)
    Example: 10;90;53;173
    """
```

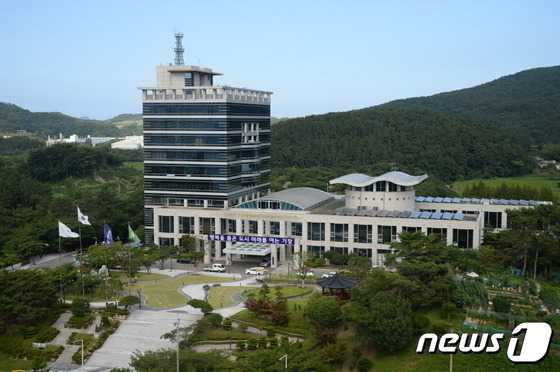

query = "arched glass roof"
236;187;333;211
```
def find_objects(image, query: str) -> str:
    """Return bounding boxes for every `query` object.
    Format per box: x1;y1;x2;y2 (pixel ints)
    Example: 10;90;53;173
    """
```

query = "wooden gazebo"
316;274;357;300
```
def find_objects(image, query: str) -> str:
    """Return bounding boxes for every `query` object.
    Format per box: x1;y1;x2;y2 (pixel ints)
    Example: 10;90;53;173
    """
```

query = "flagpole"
58;221;63;302
78;225;85;296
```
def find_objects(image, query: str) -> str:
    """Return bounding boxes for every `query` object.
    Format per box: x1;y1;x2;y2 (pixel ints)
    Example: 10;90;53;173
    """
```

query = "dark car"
176;257;194;264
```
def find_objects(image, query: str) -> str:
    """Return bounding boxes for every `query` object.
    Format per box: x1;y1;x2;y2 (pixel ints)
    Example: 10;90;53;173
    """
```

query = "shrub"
247;338;258;350
357;357;373;372
412;314;431;335
236;339;246;351
71;298;91;317
24;326;38;339
205;313;223;327
431;322;448;336
237;323;248;333
223;317;232;331
493;295;512;313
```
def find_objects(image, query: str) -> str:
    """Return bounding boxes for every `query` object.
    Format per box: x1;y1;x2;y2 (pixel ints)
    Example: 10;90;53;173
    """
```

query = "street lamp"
279;354;288;370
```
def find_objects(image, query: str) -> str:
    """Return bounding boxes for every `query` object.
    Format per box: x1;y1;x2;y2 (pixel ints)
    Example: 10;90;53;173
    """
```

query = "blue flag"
103;224;114;245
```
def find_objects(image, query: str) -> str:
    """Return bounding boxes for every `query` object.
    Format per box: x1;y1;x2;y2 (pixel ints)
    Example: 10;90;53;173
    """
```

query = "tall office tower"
140;37;272;243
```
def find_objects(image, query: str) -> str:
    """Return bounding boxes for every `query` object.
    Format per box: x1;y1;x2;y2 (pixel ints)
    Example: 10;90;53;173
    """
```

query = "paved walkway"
47;269;308;371
48;313;101;371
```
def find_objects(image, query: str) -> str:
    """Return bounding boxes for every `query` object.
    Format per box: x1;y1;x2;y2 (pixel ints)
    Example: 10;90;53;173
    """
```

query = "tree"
130;348;235;372
180;234;200;253
0;269;57;331
149;243;173;270
187;299;213;315
307;294;343;329
348;291;412;351
71;298;90;317
290;251;314;287
384;232;454;308
119;295;140;310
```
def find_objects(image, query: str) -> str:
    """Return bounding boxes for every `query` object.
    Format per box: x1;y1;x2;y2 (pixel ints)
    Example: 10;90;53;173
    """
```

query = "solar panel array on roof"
337;208;469;221
416;196;542;206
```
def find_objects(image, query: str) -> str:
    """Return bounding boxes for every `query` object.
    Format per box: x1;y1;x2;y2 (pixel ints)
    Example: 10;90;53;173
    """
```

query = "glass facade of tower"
141;68;271;243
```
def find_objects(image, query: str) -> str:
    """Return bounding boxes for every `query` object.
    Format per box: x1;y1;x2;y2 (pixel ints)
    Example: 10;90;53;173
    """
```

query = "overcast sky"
1;1;559;120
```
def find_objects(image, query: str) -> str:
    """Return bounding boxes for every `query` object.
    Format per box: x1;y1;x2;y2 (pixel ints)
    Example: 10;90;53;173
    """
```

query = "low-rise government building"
152;170;549;268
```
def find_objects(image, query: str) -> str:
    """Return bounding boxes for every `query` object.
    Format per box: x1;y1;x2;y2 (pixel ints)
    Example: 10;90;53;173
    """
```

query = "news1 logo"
416;322;553;363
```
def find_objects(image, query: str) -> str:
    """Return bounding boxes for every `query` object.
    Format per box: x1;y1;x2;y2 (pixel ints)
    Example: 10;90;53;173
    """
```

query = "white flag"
77;206;91;225
59;221;79;238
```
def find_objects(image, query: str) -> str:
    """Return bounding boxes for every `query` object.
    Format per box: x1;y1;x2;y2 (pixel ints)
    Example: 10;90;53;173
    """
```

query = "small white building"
152;171;549;268
111;136;143;149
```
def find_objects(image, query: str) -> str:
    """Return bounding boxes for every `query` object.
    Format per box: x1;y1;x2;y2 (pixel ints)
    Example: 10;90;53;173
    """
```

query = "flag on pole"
59;221;79;238
128;224;141;244
77;206;91;225
103;224;114;245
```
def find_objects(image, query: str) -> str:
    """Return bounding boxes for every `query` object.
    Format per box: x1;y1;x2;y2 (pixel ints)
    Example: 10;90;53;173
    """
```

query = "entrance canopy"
223;242;271;256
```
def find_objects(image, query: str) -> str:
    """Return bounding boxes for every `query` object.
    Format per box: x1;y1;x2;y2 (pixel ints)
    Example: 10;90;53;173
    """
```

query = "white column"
271;244;278;268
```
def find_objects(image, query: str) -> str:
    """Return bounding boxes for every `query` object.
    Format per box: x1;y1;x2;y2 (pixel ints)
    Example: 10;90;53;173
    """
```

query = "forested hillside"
374;66;560;144
271;108;534;182
0;102;141;137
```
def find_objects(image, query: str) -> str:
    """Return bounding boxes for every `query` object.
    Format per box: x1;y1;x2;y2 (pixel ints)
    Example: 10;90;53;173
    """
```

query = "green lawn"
0;353;33;371
207;286;253;308
241;285;312;299
110;271;171;282
453;174;560;199
127;274;234;308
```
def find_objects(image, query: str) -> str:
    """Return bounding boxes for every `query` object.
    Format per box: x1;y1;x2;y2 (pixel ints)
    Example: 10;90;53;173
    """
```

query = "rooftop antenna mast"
174;32;185;65
389;162;398;172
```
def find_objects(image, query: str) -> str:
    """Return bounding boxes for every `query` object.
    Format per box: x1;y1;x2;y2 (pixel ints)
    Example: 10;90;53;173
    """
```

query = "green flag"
128;224;141;244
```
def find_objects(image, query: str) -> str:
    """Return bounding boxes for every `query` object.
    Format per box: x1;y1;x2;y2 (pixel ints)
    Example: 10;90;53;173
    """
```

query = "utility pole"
176;315;180;372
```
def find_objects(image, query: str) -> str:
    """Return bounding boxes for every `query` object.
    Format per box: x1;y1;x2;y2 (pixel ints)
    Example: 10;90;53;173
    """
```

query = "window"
243;220;258;234
330;223;349;242
307;245;325;258
159;237;174;246
199;217;215;234
402;226;421;233
220;219;237;234
333;247;349;255
377;249;391;268
378;225;397;244
427;227;448;241
453;229;474;248
307;222;325;241
179;216;194;234
484;212;503;229
159;216;174;233
291;222;302;236
354;224;372;243
355;248;372;258
267;221;280;235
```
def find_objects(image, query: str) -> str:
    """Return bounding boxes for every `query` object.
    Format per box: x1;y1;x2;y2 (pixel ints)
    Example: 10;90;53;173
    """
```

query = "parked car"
176;257;194;264
246;267;268;275
296;271;315;277
322;271;337;278
260;257;271;267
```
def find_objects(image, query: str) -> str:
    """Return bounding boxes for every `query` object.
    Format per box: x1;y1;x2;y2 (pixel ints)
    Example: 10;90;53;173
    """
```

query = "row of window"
143;102;270;116
144;132;271;146
145;148;270;162
349;181;411;192
145;173;270;192
144;118;271;131
145;163;264;178
158;217;476;248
